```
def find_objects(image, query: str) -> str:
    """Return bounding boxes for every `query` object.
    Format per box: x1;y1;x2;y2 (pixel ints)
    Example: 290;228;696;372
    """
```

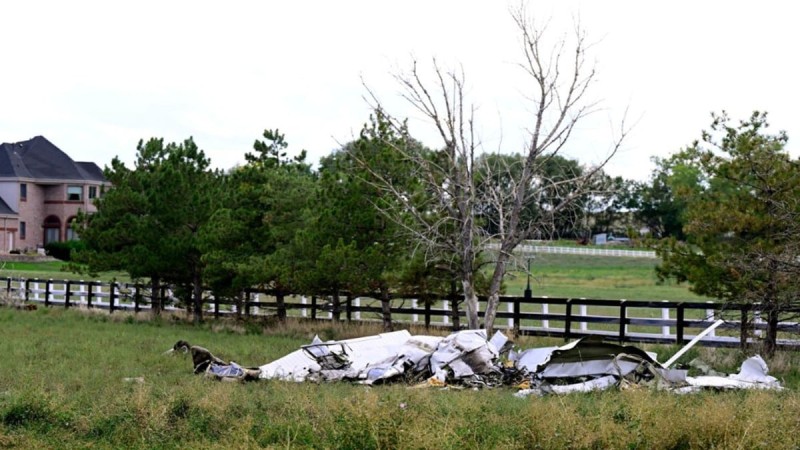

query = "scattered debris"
167;340;261;381
173;329;783;393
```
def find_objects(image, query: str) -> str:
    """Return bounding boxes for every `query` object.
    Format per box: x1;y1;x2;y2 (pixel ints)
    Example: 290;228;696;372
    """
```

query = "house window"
67;185;82;201
88;186;97;199
20;222;26;240
66;217;79;241
43;215;61;244
20;183;27;201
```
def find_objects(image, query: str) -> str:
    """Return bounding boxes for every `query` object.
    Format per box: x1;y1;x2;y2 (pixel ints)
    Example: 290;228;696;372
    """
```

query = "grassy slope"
1;309;799;449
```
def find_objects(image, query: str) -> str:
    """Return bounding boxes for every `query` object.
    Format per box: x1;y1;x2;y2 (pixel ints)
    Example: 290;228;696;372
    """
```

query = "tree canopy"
655;111;800;355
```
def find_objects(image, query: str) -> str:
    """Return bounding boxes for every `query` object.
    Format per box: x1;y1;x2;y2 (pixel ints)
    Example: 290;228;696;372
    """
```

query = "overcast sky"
2;1;797;181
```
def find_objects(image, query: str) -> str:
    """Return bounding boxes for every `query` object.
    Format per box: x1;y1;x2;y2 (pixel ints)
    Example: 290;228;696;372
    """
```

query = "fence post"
425;298;431;327
541;302;550;329
706;302;717;337
24;279;30;301
109;282;117;313
514;294;523;335
579;302;588;332
753;303;763;337
45;279;51;307
412;299;418;323
87;281;94;308
244;288;251;318
443;300;449;326
345;294;352;322
354;297;361;321
564;299;573;342
311;296;317;320
77;281;85;305
134;284;141;313
301;296;308;318
65;280;71;309
662;302;671;337
618;300;627;343
676;303;685;345
506;302;513;329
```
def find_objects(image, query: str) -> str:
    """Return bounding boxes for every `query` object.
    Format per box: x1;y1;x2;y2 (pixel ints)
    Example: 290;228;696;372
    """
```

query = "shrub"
44;240;86;261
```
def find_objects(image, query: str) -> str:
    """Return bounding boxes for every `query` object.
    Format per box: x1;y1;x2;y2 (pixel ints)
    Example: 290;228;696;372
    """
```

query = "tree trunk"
462;278;480;329
739;305;750;351
150;276;162;316
380;286;393;332
331;291;341;322
764;306;779;358
192;270;203;324
235;290;243;319
276;291;286;322
484;252;512;334
450;280;461;330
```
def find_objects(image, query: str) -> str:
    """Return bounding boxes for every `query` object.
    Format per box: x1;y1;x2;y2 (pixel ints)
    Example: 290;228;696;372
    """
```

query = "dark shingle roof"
0;136;106;182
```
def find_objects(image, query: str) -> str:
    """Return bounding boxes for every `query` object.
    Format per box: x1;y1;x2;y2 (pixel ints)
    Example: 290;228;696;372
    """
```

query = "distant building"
0;136;110;253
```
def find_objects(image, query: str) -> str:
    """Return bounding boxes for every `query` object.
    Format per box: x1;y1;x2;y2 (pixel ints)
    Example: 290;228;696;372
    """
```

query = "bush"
44;241;86;261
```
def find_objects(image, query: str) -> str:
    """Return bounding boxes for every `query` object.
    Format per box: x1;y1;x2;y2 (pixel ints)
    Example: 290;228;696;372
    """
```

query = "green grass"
502;253;712;301
1;252;707;302
0;260;129;282
1;308;799;449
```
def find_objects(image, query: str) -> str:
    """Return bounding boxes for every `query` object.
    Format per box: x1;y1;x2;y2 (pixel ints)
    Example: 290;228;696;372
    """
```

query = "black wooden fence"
3;277;798;349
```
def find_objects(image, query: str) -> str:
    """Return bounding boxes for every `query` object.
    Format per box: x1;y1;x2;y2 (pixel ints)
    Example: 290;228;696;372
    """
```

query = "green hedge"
44;241;86;261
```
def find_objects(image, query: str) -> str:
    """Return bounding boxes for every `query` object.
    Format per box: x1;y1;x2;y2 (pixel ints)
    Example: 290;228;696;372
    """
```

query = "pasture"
2;308;800;449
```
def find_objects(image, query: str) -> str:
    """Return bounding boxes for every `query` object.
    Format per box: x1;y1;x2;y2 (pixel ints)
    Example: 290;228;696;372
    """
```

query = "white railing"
514;244;656;258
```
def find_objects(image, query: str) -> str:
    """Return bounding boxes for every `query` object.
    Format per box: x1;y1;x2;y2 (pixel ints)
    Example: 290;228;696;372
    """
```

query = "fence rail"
3;277;797;349
513;244;657;258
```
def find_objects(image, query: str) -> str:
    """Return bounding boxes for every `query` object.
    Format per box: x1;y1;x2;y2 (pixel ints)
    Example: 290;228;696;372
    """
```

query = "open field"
0;252;710;302
501;253;711;301
0;260;128;283
2;308;800;449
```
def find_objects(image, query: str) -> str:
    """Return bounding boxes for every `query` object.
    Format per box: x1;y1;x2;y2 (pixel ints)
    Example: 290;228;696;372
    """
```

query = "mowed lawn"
501;253;712;301
2;308;800;449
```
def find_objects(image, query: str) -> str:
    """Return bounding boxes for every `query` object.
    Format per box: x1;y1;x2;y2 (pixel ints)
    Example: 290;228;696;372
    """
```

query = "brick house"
0;136;110;253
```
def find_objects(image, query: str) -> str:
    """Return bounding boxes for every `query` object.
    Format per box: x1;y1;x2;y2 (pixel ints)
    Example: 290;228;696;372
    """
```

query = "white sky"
2;1;798;181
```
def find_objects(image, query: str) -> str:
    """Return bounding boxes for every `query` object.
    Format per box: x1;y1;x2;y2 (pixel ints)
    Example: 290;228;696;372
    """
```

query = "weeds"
1;308;799;449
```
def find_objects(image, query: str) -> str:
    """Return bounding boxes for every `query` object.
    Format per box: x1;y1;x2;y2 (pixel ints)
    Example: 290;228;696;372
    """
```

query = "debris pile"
171;329;783;393
167;340;261;382
256;329;782;393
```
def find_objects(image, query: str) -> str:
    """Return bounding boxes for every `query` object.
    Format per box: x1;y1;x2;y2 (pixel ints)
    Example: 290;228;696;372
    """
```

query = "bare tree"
360;7;629;332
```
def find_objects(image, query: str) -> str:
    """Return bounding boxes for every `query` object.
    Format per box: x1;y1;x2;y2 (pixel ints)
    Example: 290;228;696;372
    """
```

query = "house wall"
15;182;102;250
0;215;18;253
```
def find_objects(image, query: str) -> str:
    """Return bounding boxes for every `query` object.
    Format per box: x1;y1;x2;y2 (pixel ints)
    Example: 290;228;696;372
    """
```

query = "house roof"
0;196;15;215
0;136;106;182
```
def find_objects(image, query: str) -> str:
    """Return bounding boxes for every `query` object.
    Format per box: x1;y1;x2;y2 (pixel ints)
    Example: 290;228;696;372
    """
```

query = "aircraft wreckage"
169;326;782;394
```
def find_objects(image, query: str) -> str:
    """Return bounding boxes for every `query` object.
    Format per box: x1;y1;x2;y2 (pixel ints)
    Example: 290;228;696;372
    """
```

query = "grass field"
0;260;127;282
501;253;710;301
0;252;709;302
2;308;800;449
